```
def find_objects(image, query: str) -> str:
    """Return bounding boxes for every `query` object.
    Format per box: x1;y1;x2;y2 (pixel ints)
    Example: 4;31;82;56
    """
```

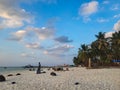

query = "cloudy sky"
0;0;120;66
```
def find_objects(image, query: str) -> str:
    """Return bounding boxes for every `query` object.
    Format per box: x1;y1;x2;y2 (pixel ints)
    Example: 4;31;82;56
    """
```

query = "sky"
0;0;120;66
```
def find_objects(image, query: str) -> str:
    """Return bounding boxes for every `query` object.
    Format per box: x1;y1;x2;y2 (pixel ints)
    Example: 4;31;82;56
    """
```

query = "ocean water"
0;67;28;74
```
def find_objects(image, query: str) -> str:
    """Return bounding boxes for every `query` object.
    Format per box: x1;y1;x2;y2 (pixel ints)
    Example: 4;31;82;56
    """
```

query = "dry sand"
0;67;120;90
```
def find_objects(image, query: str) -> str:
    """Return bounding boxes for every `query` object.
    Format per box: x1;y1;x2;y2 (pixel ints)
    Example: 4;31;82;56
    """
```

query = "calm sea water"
0;67;28;74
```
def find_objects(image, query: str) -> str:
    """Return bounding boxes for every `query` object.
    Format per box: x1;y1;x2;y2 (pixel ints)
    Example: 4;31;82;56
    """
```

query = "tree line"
73;31;120;67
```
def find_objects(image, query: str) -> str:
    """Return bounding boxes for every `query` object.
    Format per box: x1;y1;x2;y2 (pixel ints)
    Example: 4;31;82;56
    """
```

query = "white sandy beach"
0;67;120;90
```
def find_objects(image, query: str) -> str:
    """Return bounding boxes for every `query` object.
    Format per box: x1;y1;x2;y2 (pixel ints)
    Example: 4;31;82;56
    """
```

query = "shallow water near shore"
0;67;28;74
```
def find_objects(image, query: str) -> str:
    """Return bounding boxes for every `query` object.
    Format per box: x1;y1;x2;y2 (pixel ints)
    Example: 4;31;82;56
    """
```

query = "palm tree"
73;57;79;66
73;31;120;67
93;32;110;65
111;31;120;60
95;32;105;40
78;44;90;66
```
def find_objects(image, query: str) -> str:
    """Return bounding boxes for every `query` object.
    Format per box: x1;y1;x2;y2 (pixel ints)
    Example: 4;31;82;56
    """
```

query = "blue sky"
0;0;120;66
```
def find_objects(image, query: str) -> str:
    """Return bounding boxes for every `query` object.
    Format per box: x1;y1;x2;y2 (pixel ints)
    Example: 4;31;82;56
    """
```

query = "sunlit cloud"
105;31;114;38
13;30;26;38
105;20;120;38
21;26;55;40
0;0;32;29
9;26;55;41
34;27;55;40
79;1;99;20
8;30;26;41
113;20;120;32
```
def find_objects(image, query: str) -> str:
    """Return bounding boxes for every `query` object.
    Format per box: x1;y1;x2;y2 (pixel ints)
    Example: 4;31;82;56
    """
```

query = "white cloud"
103;1;109;4
25;43;43;49
97;18;109;23
13;30;26;38
0;0;32;29
113;20;120;32
9;26;55;41
111;4;119;11
1;19;24;28
79;1;98;16
105;20;120;38
8;30;26;41
113;14;120;18
34;27;55;40
8;26;55;51
44;44;74;56
105;31;114;38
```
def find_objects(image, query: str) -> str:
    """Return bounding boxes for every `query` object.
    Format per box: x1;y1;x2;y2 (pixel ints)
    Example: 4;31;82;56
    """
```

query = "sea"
0;67;29;74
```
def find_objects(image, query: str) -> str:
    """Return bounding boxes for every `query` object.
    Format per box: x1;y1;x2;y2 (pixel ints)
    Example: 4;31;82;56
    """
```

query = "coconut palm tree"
73;57;79;66
92;32;110;65
111;31;120;60
73;31;120;67
77;44;90;66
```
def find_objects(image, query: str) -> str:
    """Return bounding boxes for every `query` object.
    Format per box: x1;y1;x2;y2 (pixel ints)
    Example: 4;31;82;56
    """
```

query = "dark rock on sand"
52;67;63;71
74;82;79;85
50;72;57;76
16;73;21;76
11;82;16;84
0;75;6;82
29;68;32;71
7;74;13;76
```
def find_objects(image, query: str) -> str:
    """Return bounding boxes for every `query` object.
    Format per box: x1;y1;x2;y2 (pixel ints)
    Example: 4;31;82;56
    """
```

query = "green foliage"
73;31;120;67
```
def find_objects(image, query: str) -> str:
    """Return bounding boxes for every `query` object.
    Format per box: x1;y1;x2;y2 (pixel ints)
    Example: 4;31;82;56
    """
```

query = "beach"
0;67;120;90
